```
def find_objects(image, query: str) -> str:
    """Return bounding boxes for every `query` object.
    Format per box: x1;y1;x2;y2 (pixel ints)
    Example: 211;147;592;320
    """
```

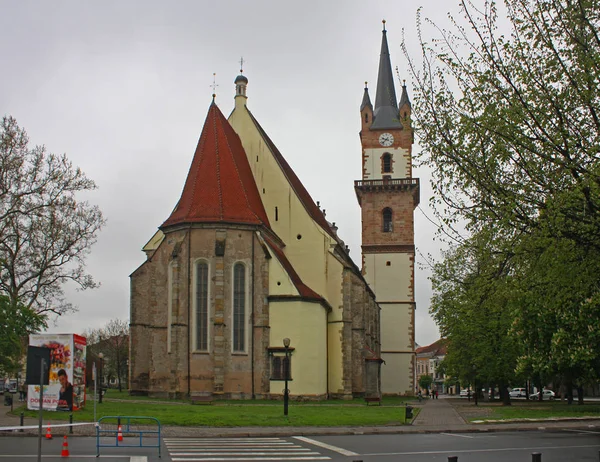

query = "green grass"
100;389;415;406
15;392;412;427
467;402;600;422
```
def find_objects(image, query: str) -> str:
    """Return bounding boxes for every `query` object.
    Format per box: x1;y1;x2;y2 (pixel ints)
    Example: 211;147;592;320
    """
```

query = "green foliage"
0;295;45;374
406;0;600;393
418;374;433;390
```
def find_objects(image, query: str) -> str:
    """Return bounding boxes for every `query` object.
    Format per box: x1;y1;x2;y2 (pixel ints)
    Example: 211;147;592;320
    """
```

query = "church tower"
355;21;419;395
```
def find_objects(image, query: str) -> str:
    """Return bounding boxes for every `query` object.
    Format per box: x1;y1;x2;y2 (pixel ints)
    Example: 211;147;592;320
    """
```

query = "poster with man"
27;334;86;411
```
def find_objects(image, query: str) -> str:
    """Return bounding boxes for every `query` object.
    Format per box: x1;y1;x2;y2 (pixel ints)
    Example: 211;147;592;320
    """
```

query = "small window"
233;263;246;352
195;261;209;351
382;153;392;173
365;113;369;123
275;206;278;221
383;208;393;233
386;261;391;266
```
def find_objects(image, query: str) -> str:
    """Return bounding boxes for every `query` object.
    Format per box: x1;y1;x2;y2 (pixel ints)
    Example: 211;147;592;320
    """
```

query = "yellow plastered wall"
363;253;412;301
325;252;344;393
364;252;413;394
269;300;328;395
381;351;414;395
363;147;410;180
229;103;333;299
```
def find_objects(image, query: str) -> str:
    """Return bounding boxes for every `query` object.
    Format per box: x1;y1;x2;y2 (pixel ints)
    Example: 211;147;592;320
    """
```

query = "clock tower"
355;21;419;395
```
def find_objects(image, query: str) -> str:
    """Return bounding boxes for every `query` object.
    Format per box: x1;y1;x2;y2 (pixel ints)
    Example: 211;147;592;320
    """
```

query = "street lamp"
283;338;290;416
98;353;104;404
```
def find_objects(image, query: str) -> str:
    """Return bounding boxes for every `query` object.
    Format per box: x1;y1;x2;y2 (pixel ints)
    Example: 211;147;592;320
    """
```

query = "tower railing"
354;178;419;188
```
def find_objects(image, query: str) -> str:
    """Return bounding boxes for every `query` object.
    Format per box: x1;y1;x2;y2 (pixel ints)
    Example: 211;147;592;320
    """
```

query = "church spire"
360;81;373;111
371;20;402;130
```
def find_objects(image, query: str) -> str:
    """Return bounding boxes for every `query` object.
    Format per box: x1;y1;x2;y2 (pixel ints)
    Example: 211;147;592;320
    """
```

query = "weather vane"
210;73;219;99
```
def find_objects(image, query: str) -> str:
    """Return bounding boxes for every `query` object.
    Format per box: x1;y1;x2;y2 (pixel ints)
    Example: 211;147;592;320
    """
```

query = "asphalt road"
1;429;599;461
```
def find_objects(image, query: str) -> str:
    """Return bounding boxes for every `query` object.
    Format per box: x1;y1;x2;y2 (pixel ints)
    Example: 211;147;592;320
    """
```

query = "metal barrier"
96;415;161;458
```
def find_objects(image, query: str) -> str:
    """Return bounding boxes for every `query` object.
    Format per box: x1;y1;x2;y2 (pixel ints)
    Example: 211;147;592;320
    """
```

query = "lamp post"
98;353;104;404
283;338;290;416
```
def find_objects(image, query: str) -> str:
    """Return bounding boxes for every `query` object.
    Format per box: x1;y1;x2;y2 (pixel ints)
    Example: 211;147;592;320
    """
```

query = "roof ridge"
215;110;264;224
244;108;337;239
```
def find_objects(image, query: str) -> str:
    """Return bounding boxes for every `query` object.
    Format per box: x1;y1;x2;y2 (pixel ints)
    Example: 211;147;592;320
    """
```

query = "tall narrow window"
233;263;246;352
382;153;392;173
383;208;393;233
195;262;209;351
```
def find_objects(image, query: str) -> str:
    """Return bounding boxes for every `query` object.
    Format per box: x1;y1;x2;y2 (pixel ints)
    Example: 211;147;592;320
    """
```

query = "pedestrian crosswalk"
164;437;332;461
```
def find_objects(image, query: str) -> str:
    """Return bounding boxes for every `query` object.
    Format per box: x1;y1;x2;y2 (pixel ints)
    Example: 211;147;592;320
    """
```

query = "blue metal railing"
96;415;161;458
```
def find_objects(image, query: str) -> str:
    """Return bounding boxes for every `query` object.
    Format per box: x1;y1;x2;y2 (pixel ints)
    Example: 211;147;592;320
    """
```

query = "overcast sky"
0;0;459;347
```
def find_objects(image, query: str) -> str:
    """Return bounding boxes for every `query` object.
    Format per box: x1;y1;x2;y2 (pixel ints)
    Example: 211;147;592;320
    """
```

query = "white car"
509;388;527;398
459;389;472;397
529;389;555;400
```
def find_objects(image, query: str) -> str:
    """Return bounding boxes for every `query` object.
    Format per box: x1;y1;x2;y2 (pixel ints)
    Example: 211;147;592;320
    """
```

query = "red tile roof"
244;109;336;239
416;338;448;356
162;102;270;229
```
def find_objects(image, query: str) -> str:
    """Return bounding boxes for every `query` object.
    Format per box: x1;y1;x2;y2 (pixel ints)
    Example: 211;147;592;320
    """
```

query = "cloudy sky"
1;0;458;346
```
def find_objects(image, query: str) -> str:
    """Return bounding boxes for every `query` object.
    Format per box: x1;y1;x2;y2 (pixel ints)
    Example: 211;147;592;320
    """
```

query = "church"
129;22;418;399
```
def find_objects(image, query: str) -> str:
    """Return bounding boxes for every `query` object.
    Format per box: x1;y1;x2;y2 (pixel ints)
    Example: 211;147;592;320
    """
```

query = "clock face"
379;132;394;147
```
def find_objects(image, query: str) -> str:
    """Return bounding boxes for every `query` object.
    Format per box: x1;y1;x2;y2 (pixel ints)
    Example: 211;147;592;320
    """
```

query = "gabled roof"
261;234;328;306
416;338;448;356
244;109;336;239
162;102;271;229
371;24;402;130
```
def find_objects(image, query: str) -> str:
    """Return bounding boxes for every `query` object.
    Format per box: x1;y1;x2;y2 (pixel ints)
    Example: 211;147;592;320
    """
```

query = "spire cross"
239;56;245;73
210;73;219;98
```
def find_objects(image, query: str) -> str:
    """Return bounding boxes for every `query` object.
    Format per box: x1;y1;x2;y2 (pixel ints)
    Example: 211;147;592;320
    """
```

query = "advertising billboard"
27;334;86;411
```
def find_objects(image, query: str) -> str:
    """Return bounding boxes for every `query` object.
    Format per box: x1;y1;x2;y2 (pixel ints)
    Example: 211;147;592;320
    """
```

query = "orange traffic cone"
117;424;123;442
61;435;70;457
45;423;52;440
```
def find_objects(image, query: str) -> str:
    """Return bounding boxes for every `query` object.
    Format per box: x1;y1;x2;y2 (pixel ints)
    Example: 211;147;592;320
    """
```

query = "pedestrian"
435;389;439;399
19;382;26;402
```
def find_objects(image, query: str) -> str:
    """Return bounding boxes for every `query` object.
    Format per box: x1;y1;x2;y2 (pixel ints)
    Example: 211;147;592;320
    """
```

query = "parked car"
509;388;527;398
459;389;471;397
529;389;555;400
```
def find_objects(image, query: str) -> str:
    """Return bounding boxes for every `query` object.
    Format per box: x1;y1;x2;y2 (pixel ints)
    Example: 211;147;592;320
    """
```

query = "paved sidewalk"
412;396;465;426
2;399;600;438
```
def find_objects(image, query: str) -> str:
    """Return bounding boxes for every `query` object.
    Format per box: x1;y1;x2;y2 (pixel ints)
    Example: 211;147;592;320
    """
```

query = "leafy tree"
418;374;433;392
404;0;600;245
429;231;521;405
0;294;45;374
84;318;129;392
0;116;105;316
405;0;600;396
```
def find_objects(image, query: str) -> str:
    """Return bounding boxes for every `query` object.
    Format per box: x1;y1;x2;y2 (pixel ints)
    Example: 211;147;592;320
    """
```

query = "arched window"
233;263;246;352
383;208;393;233
195;261;209;351
382;153;392;173
365;113;369;123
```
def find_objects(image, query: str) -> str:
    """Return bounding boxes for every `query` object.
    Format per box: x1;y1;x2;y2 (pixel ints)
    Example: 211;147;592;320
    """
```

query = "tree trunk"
566;378;574;405
577;386;584;405
500;382;511;406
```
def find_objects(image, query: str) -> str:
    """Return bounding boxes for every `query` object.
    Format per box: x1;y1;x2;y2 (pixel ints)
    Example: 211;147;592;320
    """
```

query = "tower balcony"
354;178;420;207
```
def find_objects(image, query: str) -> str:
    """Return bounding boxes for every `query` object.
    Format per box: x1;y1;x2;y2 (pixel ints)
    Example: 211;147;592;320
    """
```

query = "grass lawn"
453;399;600;422
14;390;414;427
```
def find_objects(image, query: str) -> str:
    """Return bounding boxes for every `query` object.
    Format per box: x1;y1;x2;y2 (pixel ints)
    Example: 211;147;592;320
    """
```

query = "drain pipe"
187;226;192;397
251;231;256;399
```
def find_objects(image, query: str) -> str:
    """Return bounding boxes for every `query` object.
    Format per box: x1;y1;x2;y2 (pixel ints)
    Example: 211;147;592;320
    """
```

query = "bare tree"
0;116;105;317
84;318;129;392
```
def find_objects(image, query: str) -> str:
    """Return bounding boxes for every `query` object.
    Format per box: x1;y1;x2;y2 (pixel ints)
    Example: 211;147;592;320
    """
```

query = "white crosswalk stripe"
164;437;332;461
